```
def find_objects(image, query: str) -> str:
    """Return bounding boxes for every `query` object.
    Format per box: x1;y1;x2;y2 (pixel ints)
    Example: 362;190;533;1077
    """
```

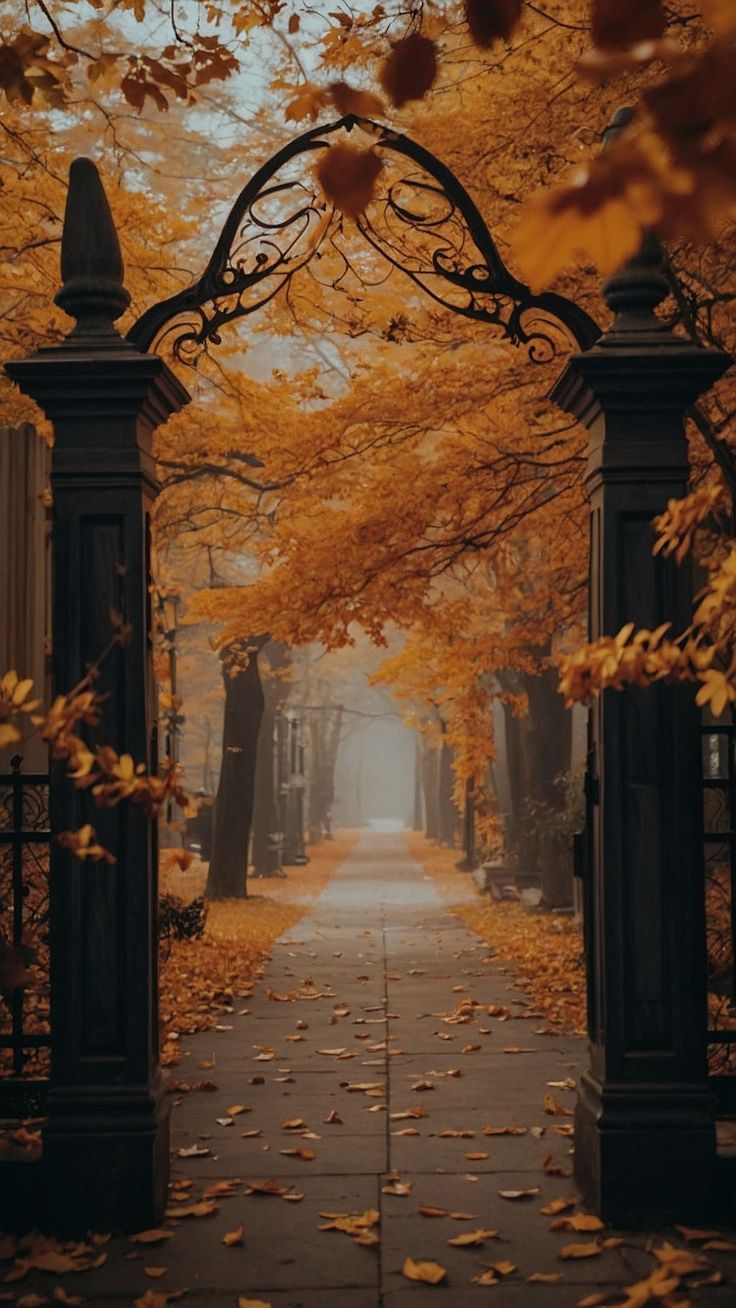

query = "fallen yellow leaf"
402;1257;446;1285
164;1201;217;1218
129;1231;174;1246
558;1242;602;1260
447;1228;498;1246
244;1180;287;1196
544;1094;574;1116
540;1197;576;1216
223;1226;245;1246
552;1214;605;1233
134;1293;168;1308
319;1209;379;1237
28;1252;81;1273
652;1242;709;1274
203;1180;240;1198
675;1225;722;1243
382;1179;412;1196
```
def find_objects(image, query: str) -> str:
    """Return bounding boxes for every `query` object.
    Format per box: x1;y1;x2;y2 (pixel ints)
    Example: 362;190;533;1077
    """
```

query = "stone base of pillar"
42;1081;170;1235
574;1070;716;1224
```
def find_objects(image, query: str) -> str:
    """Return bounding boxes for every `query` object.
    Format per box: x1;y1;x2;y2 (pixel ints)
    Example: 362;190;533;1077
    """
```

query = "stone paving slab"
4;829;735;1307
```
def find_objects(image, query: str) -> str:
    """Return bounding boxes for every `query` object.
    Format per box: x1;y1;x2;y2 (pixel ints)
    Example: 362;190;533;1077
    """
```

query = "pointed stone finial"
54;157;131;333
601;230;670;337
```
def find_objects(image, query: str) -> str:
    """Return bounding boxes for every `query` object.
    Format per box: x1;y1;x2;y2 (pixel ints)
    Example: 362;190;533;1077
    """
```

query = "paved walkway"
8;831;735;1305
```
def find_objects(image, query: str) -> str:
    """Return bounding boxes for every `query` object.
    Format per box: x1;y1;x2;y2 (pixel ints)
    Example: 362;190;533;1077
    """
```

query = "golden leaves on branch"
284;79;385;123
653;483;729;566
0;669;40;748
56;825;116;865
561;515;736;717
0;28;70;107
0;651;189;865
514;135;669;289
515;1;736;284
695;668;736;717
284;83;330;123
558;622;691;707
0;15;240;112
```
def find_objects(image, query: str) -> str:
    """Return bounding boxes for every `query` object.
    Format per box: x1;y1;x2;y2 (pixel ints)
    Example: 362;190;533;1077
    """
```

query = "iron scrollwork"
128;115;600;360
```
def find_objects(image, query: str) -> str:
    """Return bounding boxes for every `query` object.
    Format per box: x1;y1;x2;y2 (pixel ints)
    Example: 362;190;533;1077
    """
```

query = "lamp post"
284;716;309;866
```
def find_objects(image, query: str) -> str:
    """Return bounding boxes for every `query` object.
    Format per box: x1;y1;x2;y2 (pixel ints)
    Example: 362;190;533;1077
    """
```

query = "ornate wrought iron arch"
128;114;600;360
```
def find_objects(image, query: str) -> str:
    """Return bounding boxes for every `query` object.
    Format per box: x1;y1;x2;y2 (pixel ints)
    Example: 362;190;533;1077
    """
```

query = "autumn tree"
3;0;734;898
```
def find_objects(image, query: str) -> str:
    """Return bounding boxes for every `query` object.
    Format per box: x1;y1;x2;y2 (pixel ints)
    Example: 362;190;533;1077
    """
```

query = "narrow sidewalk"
5;830;735;1306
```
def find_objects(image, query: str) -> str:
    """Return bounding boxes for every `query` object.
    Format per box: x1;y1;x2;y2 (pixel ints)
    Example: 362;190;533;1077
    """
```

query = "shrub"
159;893;208;943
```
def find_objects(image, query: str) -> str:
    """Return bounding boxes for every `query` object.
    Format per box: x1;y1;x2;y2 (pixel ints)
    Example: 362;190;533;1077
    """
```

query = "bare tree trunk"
525;663;573;908
201;716;213;792
311;704;343;840
437;738;456;845
413;734;423;830
422;740;439;840
206;638;267;900
498;659;573;906
499;687;526;865
457;781;475;869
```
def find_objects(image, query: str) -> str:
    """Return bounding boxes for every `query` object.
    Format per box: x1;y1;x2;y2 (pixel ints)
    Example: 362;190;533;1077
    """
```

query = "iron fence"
702;717;736;1112
0;754;50;1116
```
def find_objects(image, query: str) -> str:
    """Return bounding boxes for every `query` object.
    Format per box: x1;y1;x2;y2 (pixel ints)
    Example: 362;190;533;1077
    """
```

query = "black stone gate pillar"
551;241;731;1223
6;159;189;1232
